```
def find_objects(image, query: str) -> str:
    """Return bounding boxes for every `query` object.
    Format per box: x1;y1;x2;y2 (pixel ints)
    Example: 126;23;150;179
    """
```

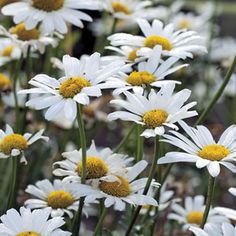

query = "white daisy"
103;45;186;95
53;140;132;183
25;179;83;218
0;207;71;236
18;54;125;121
158;121;236;177
2;0;101;34
0;38;21;66
189;222;236;236
0;124;49;164
168;195;228;230
108;84;197;138
0;23;58;54
101;0;163;21
108;18;207;59
73;160;158;211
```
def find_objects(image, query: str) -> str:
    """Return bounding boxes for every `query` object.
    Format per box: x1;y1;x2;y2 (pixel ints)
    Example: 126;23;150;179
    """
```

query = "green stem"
125;137;160;236
200;175;216;228
136;125;144;162
72;104;87;235
93;206;107;236
195;54;236;126
6;156;18;209
114;124;135;153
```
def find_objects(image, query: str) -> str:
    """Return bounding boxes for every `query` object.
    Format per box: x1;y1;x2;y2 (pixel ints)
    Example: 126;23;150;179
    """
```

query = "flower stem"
72;104;87;235
200;175;216;228
6;156;18;209
136;125;144;162
93;205;107;236
114;124;135;153
125;137;160;236
195;54;236;126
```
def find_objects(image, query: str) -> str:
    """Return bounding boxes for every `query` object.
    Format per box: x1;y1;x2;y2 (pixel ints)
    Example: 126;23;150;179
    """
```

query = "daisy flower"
102;0;163;21
19;54;125;122
25;179;83;218
103;45;186;95
0;23;58;54
108;84;197;138
74;160;158;211
0;207;71;236
2;0;101;34
168;195;228;230
0;38;21;66
158;121;236;177
0;124;49;163
189;223;236;236
0;73;11;92
53;140;132;183
108;18;207;59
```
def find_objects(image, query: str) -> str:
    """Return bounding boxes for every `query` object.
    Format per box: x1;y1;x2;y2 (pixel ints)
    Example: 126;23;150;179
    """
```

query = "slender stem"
125;137;160;236
6;156;18;209
93;206;107;236
136;125;144;162
72;104;87;235
111;18;118;35
200;175;216;228
114;124;135;153
195;54;236;126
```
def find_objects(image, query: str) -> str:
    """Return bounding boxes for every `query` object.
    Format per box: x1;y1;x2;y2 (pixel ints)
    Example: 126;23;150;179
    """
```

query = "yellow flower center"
0;73;11;90
127;49;139;61
0;134;28;155
1;45;15;57
143;109;168;128
198;144;230;161
144;35;173;50
99;176;131;197
47;190;74;209
16;232;41;236
77;156;108;179
112;2;130;15
10;23;40;41
32;0;64;12
59;77;91;99
178;19;191;29
187;211;204;225
127;71;156;86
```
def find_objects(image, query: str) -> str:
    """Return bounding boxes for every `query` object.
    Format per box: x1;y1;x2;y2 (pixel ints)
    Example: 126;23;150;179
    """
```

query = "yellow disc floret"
0;73;11;91
198;144;230;161
127;71;156;86
112;2;131;15
47;190;74;209
144;35;173;50
99;176;131;197
178;20;191;29
16;232;41;236
77;156;108;179
10;23;40;41
59;77;91;99
187;211;204;225
0;134;28;155
32;0;64;12
1;45;15;57
127;49;139;61
143;109;168;128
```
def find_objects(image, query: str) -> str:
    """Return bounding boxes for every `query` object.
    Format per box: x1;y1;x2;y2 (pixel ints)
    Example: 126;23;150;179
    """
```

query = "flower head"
158;121;236;177
2;0;101;34
0;207;71;235
19;54;125;121
108;84;197;138
0;124;48;164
